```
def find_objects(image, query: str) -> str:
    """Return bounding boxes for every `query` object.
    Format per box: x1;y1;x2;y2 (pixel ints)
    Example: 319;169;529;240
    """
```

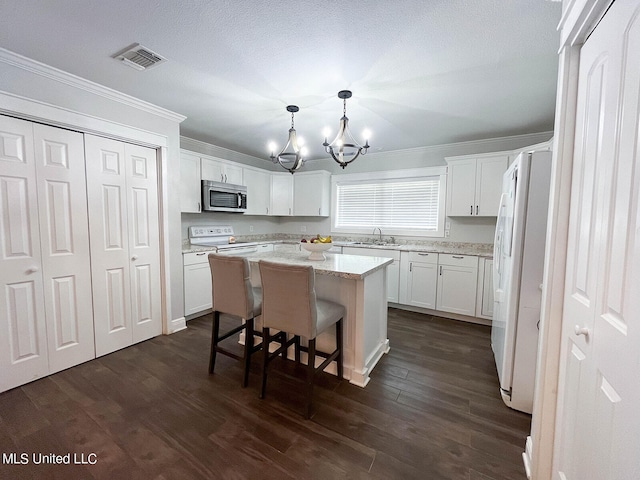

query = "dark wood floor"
0;308;531;480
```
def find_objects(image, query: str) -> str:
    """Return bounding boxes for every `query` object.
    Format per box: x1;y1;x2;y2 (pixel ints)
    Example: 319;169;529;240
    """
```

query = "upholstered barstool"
208;253;265;387
258;260;344;419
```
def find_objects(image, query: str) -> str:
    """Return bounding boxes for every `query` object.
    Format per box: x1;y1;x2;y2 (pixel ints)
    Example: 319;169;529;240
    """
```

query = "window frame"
330;166;447;237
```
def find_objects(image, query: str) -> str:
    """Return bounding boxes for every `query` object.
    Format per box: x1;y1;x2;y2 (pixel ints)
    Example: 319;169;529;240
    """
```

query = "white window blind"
335;176;442;231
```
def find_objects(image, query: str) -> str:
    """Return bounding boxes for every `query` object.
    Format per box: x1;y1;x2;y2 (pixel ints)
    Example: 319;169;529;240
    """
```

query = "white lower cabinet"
435;254;478;316
476;257;494;320
184;251;213;316
342;247;400;303
401;251;438;309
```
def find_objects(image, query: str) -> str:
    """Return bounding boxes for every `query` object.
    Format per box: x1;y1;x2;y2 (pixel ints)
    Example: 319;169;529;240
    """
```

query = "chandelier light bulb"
362;129;371;141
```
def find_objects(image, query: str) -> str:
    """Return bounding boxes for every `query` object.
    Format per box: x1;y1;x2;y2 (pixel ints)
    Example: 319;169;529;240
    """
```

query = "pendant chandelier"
323;90;370;169
269;105;306;174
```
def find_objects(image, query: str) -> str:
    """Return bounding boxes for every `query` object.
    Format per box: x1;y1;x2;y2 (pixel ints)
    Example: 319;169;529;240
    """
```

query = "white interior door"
0;116;49;391
85;135;161;356
125;143;161;344
33;123;95;373
554;0;640;478
85;135;133;356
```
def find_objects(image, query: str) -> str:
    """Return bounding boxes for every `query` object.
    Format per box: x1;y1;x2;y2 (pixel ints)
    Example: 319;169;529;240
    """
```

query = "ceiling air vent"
113;43;166;71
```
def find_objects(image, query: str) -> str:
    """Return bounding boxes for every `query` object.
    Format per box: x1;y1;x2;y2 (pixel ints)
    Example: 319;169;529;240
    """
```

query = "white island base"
247;252;392;387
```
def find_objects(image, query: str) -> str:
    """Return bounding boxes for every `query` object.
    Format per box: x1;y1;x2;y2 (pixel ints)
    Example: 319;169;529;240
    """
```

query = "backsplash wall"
181;213;495;244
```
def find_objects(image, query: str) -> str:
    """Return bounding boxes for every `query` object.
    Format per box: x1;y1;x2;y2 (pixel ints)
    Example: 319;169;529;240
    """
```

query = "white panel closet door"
0;116;48;391
85;135;160;356
126;144;161;344
85;136;133;356
554;0;640;478
33;123;95;373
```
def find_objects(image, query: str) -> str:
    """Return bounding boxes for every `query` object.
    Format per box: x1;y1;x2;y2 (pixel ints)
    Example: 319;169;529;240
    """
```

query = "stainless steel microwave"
202;180;247;213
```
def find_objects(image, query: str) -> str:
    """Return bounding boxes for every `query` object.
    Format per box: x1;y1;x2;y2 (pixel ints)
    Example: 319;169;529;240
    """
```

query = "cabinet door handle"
197;202;201;213
470;205;473;215
220;174;224;182
476;205;479;215
196;252;207;256
224;174;228;183
409;263;412;272
289;207;291;215
418;253;430;256
439;266;443;275
318;207;321;215
452;255;464;259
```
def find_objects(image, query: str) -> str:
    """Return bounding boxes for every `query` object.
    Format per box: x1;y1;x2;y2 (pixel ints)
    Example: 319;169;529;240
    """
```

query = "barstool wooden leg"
294;336;301;364
305;338;316;419
242;318;254;388
260;327;270;399
336;319;343;380
209;311;221;374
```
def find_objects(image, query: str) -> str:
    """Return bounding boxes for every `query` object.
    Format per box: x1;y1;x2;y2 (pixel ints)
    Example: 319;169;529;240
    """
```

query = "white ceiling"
0;1;561;162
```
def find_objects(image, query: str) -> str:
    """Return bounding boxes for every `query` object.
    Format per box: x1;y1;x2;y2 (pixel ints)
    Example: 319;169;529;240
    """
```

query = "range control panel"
189;225;234;238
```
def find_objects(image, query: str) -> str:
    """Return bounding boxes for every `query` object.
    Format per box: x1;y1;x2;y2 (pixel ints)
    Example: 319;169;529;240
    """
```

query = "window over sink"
331;167;447;237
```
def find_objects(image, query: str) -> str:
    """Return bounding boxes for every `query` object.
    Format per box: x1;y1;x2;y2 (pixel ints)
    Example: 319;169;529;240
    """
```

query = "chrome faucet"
372;227;382;243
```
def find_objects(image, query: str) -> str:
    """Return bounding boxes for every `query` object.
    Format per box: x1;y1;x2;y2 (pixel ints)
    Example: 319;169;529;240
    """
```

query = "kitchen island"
245;250;393;387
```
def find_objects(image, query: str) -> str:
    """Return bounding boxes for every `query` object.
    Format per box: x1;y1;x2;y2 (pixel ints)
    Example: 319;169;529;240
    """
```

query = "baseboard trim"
168;316;187;334
388;303;492;326
523;435;533;479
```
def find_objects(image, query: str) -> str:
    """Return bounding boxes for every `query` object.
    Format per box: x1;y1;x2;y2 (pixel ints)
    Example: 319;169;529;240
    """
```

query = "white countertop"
245;250;393;280
183;240;492;257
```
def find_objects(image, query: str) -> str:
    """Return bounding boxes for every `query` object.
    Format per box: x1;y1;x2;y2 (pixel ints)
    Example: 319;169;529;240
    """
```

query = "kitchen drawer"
438;253;478;268
183;250;213;266
406;251;438;264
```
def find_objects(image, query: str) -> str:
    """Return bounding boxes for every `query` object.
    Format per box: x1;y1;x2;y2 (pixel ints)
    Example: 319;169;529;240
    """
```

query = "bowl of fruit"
300;235;333;260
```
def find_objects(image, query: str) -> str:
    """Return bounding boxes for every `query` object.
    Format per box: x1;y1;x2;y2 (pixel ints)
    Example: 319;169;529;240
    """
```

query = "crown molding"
360;131;555;161
0;48;186;123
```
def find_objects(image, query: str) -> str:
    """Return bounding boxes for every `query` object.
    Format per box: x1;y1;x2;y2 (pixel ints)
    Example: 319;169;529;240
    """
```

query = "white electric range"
188;225;262;255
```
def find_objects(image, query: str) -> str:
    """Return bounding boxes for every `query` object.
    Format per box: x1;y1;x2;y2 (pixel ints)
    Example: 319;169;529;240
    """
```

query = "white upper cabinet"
270;172;293;216
244;167;271;215
180;149;246;213
201;156;243;185
293;171;331;216
180;151;201;213
446;154;508;217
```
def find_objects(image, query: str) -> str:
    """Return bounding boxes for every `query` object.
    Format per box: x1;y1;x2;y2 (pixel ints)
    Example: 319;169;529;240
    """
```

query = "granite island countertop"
244;250;393;280
183;238;493;257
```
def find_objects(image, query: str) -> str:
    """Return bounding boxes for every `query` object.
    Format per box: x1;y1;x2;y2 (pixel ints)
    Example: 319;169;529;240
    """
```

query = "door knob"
574;325;590;337
26;266;39;274
131;255;139;261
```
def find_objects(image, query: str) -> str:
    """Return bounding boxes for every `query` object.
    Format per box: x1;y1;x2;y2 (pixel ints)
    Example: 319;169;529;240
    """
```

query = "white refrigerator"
492;150;551;414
